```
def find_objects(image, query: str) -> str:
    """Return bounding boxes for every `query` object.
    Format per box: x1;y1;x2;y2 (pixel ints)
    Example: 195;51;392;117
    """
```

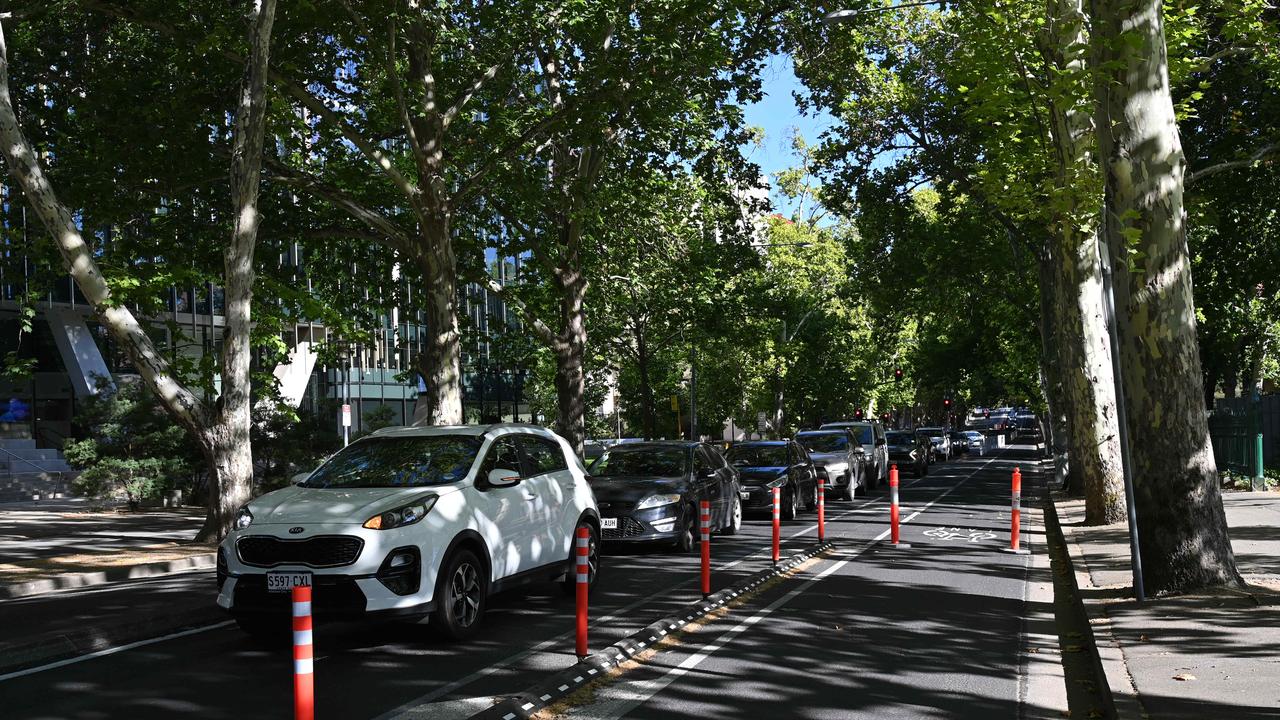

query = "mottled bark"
410;223;463;426
1089;0;1240;592
1040;0;1125;523
1036;246;1071;486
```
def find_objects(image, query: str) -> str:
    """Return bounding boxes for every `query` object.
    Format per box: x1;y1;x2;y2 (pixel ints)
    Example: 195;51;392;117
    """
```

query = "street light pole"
1098;240;1146;602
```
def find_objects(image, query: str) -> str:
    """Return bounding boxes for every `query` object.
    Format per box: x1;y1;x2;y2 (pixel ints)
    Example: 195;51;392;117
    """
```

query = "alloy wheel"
449;561;482;628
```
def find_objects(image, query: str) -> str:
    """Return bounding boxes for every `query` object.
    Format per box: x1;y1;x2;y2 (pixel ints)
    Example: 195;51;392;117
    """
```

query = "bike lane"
546;450;1064;720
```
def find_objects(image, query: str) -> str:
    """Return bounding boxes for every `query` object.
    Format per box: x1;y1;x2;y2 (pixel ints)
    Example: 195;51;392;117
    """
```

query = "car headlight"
233;506;254;531
636;493;682;510
908;450;917;460
765;475;788;489
824;463;848;475
364;495;439;530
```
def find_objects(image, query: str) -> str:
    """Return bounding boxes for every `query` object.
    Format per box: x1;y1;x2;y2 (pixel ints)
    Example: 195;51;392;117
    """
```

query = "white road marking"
0;621;234;683
559;456;1002;719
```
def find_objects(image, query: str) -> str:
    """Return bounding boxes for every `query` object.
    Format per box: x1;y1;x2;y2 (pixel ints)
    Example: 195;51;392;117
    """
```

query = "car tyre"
781;485;799;520
561;522;599;595
432;548;487;641
803;482;818;511
719;495;742;536
672;507;696;553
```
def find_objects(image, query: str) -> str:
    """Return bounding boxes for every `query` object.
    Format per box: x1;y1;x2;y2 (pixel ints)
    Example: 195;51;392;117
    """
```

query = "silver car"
819;420;887;486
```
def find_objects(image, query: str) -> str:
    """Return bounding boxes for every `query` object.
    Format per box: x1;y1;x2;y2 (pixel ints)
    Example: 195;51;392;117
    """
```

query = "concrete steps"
0;439;77;502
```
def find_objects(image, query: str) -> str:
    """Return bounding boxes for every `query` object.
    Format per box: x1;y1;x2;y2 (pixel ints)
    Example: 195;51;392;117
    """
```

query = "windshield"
886;432;913;444
725;445;789;467
589;447;687;477
301;436;482;489
797;433;849;453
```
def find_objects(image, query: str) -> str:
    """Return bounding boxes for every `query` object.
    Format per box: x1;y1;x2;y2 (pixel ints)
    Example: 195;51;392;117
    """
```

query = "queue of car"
215;414;1012;642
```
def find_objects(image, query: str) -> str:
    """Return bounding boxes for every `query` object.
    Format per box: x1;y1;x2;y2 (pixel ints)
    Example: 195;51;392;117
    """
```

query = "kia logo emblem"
289;526;305;535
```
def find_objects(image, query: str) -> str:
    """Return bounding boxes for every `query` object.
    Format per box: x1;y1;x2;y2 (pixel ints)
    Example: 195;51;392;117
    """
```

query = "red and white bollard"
888;464;910;548
771;487;781;564
699;500;711;598
817;477;826;542
575;526;591;657
1003;467;1029;555
292;585;314;720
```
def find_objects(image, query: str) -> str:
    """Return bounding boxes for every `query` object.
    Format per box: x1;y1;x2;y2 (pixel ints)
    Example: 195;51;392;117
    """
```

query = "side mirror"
875;438;886;447
486;468;522;489
853;446;866;455
291;472;312;485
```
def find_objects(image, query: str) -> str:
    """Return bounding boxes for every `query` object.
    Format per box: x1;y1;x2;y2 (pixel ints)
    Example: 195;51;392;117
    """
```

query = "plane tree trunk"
1089;0;1241;592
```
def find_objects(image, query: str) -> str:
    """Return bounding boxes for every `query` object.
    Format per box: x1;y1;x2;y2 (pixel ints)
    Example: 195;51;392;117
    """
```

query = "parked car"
819;420;888;486
585;442;741;552
886;430;930;477
796;429;868;500
915;426;951;462
216;423;600;641
963;430;986;455
725;440;818;520
948;430;970;455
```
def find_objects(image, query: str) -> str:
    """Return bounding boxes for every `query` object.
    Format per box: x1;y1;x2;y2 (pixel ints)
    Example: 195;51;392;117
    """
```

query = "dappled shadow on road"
606;545;1042;719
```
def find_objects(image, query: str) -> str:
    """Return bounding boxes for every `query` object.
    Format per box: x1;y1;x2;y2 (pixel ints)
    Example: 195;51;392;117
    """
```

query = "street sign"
757;411;768;432
342;403;352;427
670;395;680;412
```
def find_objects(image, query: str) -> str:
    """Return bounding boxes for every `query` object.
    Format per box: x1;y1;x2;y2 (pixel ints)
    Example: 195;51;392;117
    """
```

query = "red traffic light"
894;368;903;381
944;399;951;406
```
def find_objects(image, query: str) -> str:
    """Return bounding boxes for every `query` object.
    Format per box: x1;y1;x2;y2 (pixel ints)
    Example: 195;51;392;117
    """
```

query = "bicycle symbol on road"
923;527;997;543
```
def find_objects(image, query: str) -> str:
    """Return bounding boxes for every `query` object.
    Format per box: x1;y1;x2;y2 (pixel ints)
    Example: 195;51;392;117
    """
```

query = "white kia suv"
216;423;600;640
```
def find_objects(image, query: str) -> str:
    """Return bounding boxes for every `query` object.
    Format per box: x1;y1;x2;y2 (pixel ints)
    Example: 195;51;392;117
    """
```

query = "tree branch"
1186;141;1280;186
265;159;411;252
484;278;559;348
80;0;424;210
441;62;501;130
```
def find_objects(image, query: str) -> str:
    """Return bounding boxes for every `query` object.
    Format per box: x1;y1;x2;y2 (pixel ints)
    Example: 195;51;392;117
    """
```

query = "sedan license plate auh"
600;517;619;530
266;571;312;593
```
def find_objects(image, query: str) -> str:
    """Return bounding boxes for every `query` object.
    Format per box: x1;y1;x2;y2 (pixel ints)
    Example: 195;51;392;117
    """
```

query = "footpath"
1051;488;1280;719
0;502;219;674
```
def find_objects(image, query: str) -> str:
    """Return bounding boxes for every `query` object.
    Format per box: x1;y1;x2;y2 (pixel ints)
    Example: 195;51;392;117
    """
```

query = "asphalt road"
552;447;1062;720
0;448;1059;719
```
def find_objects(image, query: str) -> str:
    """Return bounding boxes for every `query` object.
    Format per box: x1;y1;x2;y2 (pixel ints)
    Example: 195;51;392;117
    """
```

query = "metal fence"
1207;395;1275;485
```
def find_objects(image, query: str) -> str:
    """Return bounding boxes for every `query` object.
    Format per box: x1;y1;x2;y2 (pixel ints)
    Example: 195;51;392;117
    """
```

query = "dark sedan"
886;431;930;477
796;429;869;500
587;442;742;552
725;440;818;520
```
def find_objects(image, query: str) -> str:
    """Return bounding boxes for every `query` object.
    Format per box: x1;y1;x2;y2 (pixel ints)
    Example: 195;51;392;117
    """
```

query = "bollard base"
887;542;913;549
1000;547;1030;555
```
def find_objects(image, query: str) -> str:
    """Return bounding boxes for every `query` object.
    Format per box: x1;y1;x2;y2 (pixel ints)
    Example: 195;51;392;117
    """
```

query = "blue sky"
742;54;836;217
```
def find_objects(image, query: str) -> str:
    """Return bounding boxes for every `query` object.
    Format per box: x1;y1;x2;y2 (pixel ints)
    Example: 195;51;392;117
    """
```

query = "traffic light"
894;367;903;382
944;398;951;408
855;407;864;420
